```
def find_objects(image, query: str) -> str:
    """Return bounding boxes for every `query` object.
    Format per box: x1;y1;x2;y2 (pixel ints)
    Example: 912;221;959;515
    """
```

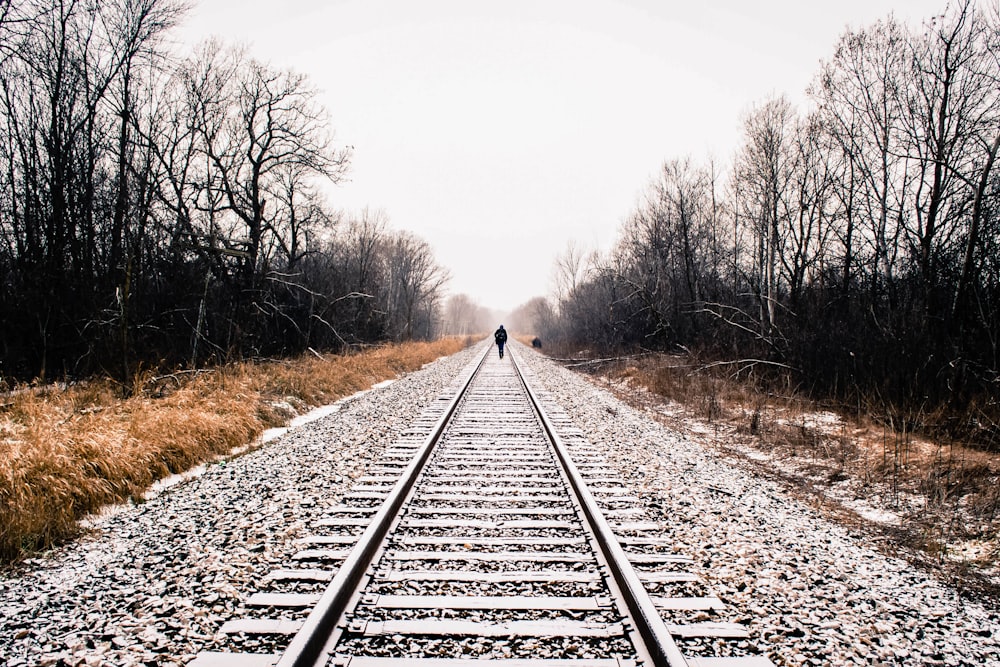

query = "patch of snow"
841;500;903;526
742;448;772;462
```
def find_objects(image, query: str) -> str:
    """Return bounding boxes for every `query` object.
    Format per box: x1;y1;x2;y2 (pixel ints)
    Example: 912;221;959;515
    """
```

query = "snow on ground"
515;345;999;666
0;343;997;666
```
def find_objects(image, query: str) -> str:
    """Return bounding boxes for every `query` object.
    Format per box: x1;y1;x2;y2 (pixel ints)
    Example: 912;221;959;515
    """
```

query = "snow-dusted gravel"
0;345;483;667
2;342;997;667
514;344;1000;667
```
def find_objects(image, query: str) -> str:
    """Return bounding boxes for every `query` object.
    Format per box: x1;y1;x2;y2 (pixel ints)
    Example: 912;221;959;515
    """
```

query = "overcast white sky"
175;0;949;313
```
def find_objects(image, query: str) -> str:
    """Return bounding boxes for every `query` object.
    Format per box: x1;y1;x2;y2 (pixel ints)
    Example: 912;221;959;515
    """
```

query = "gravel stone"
2;342;997;666
514;345;1000;666
0;346;482;667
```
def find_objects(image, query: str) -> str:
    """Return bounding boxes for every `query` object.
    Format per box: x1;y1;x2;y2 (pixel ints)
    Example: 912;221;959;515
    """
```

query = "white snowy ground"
0;342;997;666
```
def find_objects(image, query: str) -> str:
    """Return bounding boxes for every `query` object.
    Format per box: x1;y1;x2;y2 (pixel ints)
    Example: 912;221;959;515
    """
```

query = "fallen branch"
695;358;798;378
559;354;650;368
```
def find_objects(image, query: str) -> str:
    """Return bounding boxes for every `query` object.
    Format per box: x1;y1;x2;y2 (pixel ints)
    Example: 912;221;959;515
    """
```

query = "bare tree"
951;1;1000;322
383;231;450;341
330;207;388;339
507;296;555;339
551;239;592;303
189;46;350;290
732;95;797;343
541;3;1000;440
814;17;911;294
901;0;998;317
0;0;188;377
0;0;32;64
442;293;492;335
2;3;417;378
783;111;837;307
107;0;186;280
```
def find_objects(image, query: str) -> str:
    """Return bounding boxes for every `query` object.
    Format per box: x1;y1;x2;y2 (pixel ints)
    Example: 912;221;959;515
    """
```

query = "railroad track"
191;343;775;667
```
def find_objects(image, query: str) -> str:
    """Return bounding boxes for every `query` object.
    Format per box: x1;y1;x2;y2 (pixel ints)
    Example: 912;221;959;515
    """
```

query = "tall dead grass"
589;351;1000;568
0;338;469;563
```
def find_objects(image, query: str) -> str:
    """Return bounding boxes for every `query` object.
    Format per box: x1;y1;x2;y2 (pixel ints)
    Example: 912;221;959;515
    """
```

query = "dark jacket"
494;327;508;345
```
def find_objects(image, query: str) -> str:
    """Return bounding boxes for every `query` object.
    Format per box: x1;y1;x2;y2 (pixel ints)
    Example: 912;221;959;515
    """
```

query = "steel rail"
274;343;492;667
509;345;691;667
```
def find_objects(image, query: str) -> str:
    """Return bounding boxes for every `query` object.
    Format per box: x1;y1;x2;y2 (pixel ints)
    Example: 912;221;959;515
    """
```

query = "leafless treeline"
441;294;499;336
541;1;1000;439
0;0;449;382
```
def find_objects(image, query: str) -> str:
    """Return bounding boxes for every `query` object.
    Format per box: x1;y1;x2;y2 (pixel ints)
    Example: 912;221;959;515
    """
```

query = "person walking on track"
494;324;508;359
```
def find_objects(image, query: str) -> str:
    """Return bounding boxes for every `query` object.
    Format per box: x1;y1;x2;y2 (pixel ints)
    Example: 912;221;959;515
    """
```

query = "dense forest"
0;0;450;383
529;0;999;446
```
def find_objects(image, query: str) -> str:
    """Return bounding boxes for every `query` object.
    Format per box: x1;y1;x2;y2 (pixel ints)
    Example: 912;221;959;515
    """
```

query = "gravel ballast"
1;342;997;666
514;345;1000;666
0;346;483;667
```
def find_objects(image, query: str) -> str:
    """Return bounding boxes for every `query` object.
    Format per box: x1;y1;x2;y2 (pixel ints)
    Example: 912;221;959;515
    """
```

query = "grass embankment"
0;338;470;564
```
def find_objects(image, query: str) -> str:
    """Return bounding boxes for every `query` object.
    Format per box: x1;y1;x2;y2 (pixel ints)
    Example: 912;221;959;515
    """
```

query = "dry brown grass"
583;352;1000;572
0;338;470;563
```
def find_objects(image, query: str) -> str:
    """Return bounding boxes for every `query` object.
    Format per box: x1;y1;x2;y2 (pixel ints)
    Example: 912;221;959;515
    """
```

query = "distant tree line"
539;1;1000;443
0;0;448;383
441;294;499;336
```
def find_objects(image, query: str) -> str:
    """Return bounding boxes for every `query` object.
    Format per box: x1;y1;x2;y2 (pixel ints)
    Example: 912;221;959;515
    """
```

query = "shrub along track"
569;356;1000;605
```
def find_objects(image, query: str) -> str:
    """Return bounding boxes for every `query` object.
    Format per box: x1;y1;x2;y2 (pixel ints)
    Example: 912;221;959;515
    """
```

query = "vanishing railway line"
191;343;775;667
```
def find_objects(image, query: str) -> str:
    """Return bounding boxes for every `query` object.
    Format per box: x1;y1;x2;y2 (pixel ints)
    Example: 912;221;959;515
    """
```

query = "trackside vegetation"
0;338;469;564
